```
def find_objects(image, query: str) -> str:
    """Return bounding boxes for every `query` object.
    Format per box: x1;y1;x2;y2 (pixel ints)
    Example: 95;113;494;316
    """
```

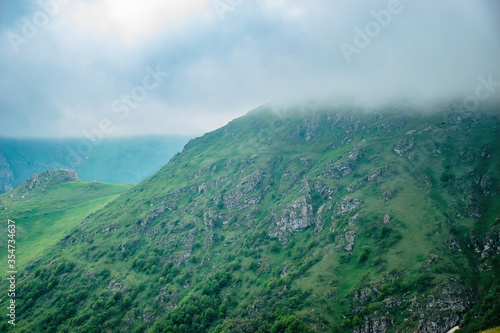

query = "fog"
0;0;499;138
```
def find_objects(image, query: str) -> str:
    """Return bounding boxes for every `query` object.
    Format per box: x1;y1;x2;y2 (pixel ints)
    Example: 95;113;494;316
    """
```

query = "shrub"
358;252;368;263
56;263;66;273
358;246;371;263
249;260;259;271
271;315;311;333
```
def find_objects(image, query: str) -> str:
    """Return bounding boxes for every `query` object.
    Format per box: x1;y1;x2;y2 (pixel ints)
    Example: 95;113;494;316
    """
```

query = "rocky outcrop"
150;185;197;211
18;169;78;194
393;137;414;156
375;117;407;135
295;114;321;142
224;170;265;209
351;278;472;333
141;204;168;226
344;231;356;251
324;149;364;179
367;166;388;182
353;317;393;333
314;204;325;232
326;112;365;146
416;314;460;333
335;196;362;215
480;228;500;258
203;211;218;249
425;281;471;313
271;197;314;242
314;180;338;199
465;197;482;218
348;214;359;226
448;233;462;252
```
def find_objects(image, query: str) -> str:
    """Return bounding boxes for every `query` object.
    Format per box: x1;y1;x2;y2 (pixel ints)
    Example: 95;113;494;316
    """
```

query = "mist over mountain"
1;1;499;138
1;103;498;332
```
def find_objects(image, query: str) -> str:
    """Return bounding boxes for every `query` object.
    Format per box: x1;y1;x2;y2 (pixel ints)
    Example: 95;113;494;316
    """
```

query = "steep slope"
0;136;190;193
0;169;134;269
1;105;499;333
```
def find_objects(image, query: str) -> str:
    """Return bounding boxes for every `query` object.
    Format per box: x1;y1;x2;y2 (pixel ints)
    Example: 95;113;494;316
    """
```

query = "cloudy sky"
0;0;499;138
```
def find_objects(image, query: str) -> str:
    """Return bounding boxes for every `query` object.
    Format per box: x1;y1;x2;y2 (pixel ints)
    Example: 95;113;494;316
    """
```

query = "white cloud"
63;0;211;44
0;0;499;138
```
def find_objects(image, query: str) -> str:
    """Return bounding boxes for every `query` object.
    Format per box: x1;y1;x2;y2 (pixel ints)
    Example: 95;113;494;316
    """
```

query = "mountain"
0;104;499;333
0;136;190;194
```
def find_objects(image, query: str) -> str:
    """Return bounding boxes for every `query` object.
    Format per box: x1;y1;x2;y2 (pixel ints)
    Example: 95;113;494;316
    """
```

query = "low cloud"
0;0;498;138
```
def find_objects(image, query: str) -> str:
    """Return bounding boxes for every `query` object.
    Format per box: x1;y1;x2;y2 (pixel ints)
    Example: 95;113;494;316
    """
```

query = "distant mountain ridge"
0;104;499;332
0;136;190;193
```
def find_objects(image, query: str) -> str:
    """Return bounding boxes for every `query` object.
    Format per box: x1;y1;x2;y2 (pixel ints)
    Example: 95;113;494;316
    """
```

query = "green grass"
0;180;133;269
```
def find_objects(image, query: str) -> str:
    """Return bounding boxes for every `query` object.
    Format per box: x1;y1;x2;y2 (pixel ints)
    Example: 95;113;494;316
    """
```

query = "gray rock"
224;170;265;208
416;314;460;333
394;137;415;156
315;204;325;232
314;180;338;199
324;149;364;179
344;231;356;251
271;197;314;242
336;197;362;215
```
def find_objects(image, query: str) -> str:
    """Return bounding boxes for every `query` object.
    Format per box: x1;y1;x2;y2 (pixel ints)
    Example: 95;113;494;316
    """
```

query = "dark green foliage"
151;285;229;333
271;315;312;333
56;262;66;273
413;275;432;293
358;246;371;263
440;171;455;183
340;253;352;264
459;286;500;332
249;260;259;271
201;271;231;295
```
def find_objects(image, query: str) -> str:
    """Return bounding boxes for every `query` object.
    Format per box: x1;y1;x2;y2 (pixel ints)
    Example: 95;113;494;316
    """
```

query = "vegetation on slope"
0;105;499;332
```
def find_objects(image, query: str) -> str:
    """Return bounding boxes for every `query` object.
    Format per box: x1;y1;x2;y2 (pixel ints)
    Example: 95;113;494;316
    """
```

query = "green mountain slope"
0;136;190;193
0;169;134;269
1;105;499;333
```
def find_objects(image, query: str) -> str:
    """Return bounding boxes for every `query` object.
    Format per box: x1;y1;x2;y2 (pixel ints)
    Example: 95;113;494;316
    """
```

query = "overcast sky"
0;0;499;138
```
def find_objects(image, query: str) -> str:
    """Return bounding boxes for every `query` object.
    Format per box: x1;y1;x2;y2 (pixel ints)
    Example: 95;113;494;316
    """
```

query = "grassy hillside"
0;105;499;332
0;170;134;269
0;136;190;193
